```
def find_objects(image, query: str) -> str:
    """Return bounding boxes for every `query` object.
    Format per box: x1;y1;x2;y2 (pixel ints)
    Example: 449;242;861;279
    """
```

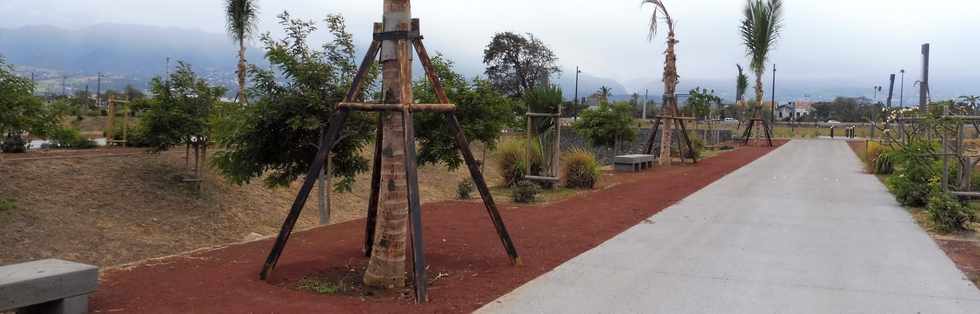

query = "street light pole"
899;69;905;107
643;88;649;120
573;66;581;120
770;64;776;124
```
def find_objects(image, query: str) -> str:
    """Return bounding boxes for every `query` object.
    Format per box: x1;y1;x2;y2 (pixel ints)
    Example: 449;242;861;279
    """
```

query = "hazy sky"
2;0;978;96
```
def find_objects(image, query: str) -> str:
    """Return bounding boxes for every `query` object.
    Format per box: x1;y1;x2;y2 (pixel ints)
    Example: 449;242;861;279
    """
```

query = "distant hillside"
0;23;264;76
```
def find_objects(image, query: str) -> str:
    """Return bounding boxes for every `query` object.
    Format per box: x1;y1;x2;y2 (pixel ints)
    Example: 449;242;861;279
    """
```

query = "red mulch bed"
91;142;784;314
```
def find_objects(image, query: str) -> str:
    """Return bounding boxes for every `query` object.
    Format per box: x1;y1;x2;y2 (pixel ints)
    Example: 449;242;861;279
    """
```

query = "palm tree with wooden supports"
642;0;696;166
738;0;783;146
224;0;259;105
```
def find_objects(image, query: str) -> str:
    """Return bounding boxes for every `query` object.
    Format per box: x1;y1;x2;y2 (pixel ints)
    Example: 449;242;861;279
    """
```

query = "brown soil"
90;142;783;313
0;146;503;268
846;140;980;288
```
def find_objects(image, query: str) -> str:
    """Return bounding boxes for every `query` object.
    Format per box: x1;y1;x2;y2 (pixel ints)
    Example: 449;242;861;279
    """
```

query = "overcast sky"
1;0;978;97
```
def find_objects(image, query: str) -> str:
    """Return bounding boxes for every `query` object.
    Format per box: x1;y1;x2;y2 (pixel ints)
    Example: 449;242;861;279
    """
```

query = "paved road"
478;140;980;313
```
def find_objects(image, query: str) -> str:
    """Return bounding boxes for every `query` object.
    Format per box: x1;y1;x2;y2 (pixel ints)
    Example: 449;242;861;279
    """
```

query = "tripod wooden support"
643;115;699;164
739;108;774;147
258;19;520;304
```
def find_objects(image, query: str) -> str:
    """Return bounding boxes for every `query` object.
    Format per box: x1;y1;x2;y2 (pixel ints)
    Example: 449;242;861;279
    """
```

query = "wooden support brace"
645;118;663;155
446;113;521;264
260;109;351;280
338;102;457;112
401;108;428;303
364;114;384;257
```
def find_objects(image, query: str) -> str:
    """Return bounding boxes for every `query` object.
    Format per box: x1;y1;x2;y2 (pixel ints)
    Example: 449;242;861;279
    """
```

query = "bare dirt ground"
0;146;504;268
90;142;783;313
847;140;980;287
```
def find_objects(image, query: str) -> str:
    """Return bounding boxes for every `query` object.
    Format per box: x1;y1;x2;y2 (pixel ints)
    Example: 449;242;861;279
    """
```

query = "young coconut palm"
225;0;259;105
740;0;783;112
642;0;680;165
736;64;749;107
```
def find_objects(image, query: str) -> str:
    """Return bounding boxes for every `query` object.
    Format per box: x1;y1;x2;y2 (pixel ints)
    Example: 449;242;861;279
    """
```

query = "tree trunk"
658;30;678;165
364;0;412;289
238;40;248;106
754;69;765;115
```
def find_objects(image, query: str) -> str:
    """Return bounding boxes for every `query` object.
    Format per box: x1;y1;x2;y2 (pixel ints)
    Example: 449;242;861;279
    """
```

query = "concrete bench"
0;259;98;314
614;154;656;172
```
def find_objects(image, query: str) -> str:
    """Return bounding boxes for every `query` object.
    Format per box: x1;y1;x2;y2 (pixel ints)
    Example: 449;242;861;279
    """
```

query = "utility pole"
919;43;930;110
573;66;581;120
770;64;776;124
643;89;649;120
97;72;103;109
899;69;905;107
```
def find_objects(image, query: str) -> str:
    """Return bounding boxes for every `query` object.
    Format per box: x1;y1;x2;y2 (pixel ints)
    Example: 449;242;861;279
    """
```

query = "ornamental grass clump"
562;148;601;189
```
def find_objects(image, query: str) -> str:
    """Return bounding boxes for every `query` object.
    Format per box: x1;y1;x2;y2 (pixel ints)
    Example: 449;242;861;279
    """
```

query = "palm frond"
225;0;260;42
740;0;783;72
642;0;672;42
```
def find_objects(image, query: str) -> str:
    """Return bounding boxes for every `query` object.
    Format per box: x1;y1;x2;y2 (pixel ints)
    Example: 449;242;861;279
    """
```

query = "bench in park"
0;259;98;314
614;154;656;172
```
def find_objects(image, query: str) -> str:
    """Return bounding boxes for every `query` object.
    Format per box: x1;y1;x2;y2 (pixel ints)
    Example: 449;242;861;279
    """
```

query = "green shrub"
512;180;541;203
563;148;600;189
496;137;543;187
886;142;937;207
874;149;896;175
1;134;27;153
457;180;474;200
49;127;97;149
110;121;152;147
926;178;975;233
672;133;704;160
0;198;15;211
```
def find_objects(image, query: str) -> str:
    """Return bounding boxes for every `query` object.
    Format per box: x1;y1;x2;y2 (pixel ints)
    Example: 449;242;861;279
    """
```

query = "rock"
243;232;264;242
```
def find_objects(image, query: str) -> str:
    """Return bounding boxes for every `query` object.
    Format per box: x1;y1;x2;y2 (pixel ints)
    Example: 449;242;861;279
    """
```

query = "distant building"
776;101;813;121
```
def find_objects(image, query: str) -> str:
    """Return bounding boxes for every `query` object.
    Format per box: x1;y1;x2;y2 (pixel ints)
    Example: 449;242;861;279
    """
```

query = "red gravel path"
91;143;783;314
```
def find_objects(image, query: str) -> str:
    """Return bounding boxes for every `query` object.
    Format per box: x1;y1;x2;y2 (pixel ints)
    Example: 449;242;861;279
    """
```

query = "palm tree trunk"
364;0;411;289
238;40;248;105
754;69;765;115
658;30;678;165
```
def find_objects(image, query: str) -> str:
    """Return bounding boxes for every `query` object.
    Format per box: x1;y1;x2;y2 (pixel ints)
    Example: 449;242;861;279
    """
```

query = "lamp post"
770;64;776;125
573;66;581;120
899;69;905;107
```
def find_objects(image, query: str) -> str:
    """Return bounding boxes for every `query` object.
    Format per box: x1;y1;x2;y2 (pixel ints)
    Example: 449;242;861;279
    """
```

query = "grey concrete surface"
1;259;98;313
478;140;980;314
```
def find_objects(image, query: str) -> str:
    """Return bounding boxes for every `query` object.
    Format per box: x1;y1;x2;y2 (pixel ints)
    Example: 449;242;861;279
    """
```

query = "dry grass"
0;144;503;267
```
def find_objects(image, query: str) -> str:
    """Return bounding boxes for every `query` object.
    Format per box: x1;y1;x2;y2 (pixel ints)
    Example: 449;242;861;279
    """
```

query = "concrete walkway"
479;140;980;313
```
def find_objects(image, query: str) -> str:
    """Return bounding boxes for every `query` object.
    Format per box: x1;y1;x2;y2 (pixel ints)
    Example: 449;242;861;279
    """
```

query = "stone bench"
614;154;656;172
0;259;98;314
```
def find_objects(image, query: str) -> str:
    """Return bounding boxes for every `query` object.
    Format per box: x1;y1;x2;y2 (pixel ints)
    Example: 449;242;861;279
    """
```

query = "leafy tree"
685;87;721;120
213;12;377;190
412;54;516;169
1;56;64;152
572;102;637;147
225;0;260;105
141;62;226;152
483;32;560;98
740;0;784;110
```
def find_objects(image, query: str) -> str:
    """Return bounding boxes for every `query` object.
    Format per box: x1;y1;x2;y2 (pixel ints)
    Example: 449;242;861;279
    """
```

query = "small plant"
512;180;541;203
496;137;543;187
1;134;27;153
925;178;975;233
457;180;474;200
874;149;895;175
296;277;341;294
0;198;15;211
562;148;601;189
671;132;704;160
